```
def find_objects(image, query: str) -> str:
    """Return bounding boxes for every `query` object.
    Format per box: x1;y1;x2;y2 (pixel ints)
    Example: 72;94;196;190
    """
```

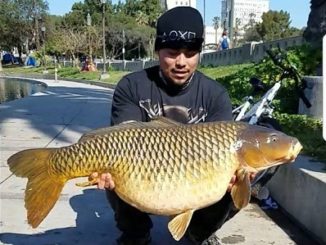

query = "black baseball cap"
154;7;204;51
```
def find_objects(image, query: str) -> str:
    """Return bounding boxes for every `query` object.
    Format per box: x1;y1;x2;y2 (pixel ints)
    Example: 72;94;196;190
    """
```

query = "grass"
1;64;129;85
198;63;254;80
2;63;253;84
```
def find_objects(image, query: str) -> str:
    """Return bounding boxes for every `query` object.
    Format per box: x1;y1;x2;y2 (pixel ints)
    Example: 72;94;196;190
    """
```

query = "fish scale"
49;123;237;210
7;118;302;240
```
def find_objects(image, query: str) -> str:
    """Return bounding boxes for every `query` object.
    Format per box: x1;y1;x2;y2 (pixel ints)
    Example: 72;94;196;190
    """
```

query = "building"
204;26;225;47
221;0;269;43
160;0;196;10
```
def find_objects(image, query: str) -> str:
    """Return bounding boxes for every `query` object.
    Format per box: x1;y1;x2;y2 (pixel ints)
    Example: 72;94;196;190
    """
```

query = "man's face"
158;48;200;86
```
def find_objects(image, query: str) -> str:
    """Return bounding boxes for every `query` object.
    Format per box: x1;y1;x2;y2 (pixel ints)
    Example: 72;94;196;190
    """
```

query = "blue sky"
48;0;310;28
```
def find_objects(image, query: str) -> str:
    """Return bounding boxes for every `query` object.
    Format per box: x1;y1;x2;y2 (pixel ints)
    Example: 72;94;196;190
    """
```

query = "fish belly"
112;155;239;215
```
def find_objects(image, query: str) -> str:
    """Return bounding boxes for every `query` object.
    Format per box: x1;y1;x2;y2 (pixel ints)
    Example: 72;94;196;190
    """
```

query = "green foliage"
286;45;322;75
122;0;162;27
57;0;159;60
274;113;325;162
217;45;322;113
242;25;261;42
2;65;129;85
0;0;48;52
256;10;302;41
1;0;160;60
32;50;53;66
56;66;81;77
199;64;252;79
242;10;303;43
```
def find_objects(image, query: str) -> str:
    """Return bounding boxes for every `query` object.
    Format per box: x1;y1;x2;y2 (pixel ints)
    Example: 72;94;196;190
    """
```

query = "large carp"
8;117;302;240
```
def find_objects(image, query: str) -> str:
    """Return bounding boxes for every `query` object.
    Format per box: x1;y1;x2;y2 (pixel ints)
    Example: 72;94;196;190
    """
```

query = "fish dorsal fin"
231;169;251;209
78;126;121;143
149;116;183;127
78;117;182;143
168;209;194;241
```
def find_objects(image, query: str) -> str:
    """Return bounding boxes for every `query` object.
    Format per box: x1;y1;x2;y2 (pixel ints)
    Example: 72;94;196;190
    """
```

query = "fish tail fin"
8;148;67;228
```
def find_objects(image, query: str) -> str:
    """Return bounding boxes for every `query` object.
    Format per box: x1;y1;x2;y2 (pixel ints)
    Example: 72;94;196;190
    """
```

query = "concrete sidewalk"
0;78;318;244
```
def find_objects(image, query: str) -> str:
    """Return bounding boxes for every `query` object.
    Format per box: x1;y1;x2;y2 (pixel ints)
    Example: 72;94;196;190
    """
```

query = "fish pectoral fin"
168;209;194;241
75;177;99;187
149;116;182;127
231;169;251;209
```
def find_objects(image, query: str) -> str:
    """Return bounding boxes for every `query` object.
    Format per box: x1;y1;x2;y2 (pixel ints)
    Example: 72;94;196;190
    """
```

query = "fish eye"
267;134;278;143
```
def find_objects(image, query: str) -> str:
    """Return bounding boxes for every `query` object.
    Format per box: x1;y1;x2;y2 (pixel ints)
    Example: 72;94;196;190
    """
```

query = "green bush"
57;67;81;77
274;113;325;162
217;44;322;114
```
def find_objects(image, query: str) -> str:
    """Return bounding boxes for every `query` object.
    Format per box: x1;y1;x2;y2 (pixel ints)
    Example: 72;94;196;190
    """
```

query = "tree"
0;0;162;62
303;0;326;48
233;18;241;47
256;10;301;41
242;13;261;42
0;0;48;59
242;24;261;42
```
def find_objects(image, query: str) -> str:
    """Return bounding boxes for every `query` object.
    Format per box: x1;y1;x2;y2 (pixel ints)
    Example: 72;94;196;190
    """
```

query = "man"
93;7;237;245
217;31;230;50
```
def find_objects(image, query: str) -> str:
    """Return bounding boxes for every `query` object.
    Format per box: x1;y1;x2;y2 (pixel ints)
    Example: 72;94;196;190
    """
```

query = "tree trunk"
0;61;3;72
303;0;325;75
18;45;23;65
72;53;79;68
33;0;40;50
303;0;326;48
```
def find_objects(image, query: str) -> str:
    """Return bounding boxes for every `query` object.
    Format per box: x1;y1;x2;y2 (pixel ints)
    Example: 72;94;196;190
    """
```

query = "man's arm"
111;77;143;125
206;89;233;122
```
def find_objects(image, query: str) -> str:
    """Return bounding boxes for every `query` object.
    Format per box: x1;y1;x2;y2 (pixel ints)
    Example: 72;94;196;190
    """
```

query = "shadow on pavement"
0;189;190;245
0;84;113;145
252;198;322;245
0;189;116;244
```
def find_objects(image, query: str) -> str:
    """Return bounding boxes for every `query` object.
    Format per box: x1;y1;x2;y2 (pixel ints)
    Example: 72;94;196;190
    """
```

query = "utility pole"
102;1;106;74
87;12;92;62
203;0;206;24
100;0;109;79
122;29;125;61
229;0;234;47
203;0;206;46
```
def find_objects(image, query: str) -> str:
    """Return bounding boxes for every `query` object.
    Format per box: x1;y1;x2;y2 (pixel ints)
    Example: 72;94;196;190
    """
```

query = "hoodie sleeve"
110;77;144;126
206;86;233;122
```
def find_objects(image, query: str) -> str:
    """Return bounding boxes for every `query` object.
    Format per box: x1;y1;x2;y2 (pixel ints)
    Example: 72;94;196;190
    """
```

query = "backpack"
221;37;229;50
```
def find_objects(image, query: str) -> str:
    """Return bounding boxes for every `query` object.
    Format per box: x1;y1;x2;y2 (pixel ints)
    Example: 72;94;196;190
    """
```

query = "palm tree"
212;16;220;44
234;18;241;47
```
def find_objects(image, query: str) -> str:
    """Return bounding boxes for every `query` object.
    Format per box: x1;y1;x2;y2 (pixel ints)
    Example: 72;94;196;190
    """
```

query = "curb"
267;156;326;245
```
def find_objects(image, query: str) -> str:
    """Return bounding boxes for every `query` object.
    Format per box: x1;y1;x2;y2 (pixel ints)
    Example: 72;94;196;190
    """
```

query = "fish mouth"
287;141;303;161
255;141;303;171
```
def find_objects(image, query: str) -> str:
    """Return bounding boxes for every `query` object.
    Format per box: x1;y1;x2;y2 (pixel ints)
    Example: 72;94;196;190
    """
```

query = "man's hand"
227;172;257;192
90;172;115;190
